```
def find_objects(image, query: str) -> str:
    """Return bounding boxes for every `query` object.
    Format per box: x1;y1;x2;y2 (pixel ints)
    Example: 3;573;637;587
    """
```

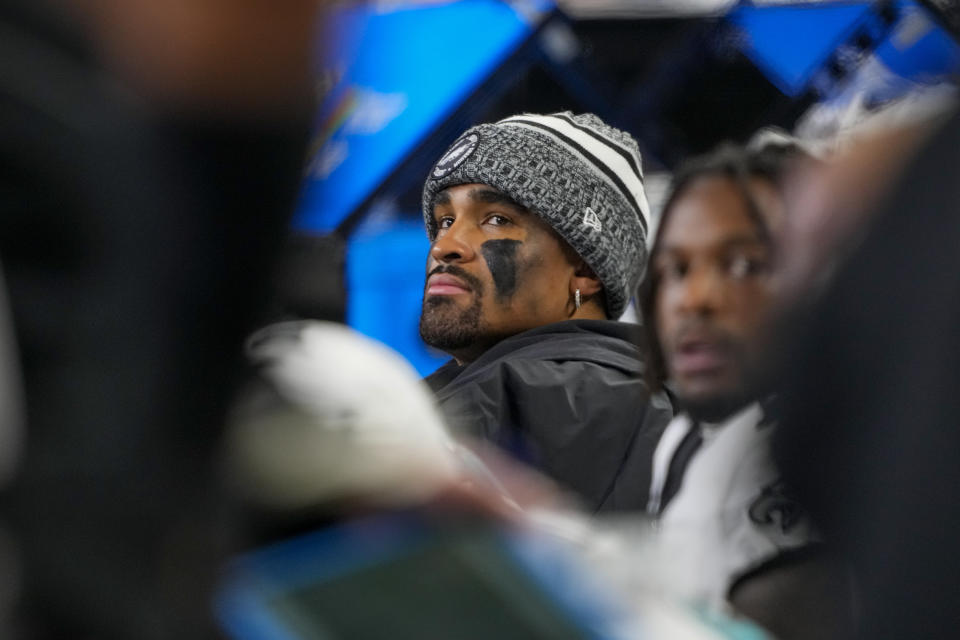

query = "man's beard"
419;295;482;352
680;390;754;424
419;267;484;354
676;356;772;423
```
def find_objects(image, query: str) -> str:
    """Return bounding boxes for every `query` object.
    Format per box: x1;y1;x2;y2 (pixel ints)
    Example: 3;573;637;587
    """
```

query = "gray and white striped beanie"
422;111;649;319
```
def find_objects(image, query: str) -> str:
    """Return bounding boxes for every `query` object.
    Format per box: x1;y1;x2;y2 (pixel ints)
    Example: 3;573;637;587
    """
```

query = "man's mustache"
670;319;737;353
425;265;485;294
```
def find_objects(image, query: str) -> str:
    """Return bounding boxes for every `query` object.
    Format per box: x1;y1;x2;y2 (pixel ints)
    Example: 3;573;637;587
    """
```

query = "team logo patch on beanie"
431;133;479;180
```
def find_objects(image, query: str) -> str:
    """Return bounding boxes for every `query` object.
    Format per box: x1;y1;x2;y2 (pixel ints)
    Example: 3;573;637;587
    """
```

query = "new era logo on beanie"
423;112;650;319
583;207;602;232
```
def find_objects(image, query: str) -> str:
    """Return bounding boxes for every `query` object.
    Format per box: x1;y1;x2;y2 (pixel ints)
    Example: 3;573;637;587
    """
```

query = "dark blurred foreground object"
272;234;347;323
0;0;316;637
775;107;960;639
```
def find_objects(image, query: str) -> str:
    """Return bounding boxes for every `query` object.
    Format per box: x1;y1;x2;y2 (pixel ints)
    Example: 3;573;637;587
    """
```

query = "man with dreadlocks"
639;136;853;639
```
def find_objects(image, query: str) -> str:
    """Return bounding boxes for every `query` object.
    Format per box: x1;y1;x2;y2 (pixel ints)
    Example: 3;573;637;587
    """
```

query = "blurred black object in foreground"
775;107;960;639
272;234;347;323
0;0;313;637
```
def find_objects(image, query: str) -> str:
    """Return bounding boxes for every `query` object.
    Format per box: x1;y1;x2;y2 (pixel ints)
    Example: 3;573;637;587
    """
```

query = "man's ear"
570;259;602;297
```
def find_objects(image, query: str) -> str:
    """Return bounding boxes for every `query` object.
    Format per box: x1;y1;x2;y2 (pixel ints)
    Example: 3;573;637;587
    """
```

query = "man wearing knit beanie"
420;112;673;512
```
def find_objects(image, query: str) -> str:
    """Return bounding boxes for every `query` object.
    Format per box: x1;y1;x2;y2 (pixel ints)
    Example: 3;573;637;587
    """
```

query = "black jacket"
425;319;673;512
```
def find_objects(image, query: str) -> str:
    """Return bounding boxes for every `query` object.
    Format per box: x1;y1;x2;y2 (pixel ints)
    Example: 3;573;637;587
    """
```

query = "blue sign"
728;2;874;96
729;1;960;98
346;219;448;376
294;0;554;234
874;2;960;84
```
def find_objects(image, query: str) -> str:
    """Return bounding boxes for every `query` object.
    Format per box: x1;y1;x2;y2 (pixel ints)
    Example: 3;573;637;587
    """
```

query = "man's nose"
429;221;476;264
677;266;724;315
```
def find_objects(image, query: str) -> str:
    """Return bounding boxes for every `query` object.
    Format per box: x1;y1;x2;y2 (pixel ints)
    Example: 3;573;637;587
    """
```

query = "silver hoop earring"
574;289;581;310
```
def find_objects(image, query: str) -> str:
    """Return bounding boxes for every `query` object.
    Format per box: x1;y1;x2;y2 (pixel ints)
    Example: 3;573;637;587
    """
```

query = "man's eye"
657;260;687;281
727;254;767;279
437;216;454;230
485;214;510;226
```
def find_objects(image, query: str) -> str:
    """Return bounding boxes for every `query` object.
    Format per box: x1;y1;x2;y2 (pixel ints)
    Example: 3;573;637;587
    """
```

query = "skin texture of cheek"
480;239;522;301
